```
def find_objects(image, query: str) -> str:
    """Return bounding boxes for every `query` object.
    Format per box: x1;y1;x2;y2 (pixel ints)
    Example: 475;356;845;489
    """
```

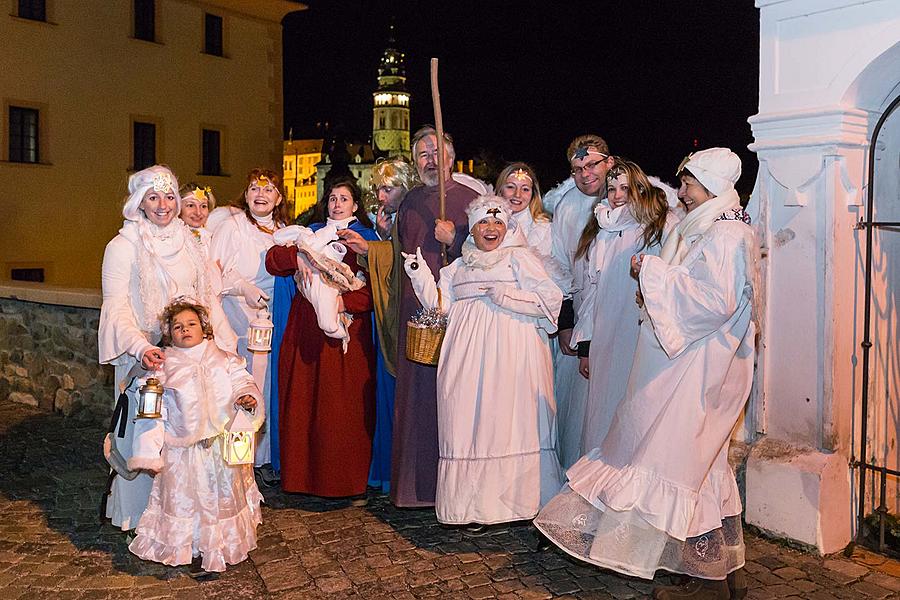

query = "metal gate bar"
854;92;900;554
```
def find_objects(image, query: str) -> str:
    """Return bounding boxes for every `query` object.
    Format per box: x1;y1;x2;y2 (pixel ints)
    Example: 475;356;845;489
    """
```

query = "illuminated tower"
372;28;410;158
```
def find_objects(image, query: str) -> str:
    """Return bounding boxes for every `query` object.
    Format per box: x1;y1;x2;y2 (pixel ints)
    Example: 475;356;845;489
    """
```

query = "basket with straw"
405;57;449;367
405;290;446;365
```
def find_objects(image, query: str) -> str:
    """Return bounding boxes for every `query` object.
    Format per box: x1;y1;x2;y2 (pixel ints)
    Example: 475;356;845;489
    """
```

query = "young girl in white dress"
128;299;264;576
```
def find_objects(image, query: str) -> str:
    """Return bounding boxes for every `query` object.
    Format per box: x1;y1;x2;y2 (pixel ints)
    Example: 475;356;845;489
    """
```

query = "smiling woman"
208;168;289;476
401;195;564;528
98;164;238;534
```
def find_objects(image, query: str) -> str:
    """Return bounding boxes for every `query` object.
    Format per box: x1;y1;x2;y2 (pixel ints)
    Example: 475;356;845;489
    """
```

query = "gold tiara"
511;168;532;182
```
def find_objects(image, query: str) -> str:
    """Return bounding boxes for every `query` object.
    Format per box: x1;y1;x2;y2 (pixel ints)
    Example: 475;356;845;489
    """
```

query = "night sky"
283;1;760;194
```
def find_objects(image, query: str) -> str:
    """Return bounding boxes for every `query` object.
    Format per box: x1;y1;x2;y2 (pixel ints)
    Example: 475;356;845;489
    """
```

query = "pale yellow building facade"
283;138;322;218
0;0;303;288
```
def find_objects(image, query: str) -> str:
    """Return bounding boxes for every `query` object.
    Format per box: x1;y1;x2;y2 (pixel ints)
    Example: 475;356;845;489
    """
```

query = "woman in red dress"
265;176;377;502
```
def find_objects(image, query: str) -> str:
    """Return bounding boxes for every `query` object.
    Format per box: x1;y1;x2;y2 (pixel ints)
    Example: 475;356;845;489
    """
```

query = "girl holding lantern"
208;168;287;477
99;165;237;534
128;299;264;577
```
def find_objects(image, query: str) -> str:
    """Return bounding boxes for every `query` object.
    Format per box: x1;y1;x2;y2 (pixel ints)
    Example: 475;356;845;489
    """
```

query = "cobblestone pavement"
1;401;899;599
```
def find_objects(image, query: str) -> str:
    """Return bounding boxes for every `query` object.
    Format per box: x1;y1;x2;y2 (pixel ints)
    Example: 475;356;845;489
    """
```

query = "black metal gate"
853;93;900;554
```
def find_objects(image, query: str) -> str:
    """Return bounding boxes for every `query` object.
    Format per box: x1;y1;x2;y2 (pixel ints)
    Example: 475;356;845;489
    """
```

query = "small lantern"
223;408;256;465
136;377;164;419
246;305;274;352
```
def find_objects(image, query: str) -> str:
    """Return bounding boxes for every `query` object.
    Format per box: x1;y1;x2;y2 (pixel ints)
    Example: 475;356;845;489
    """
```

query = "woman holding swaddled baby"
265;176;377;503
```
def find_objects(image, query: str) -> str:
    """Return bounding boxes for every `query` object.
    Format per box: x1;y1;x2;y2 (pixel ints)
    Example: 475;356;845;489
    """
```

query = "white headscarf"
122;165;181;222
465;194;515;232
679;147;741;197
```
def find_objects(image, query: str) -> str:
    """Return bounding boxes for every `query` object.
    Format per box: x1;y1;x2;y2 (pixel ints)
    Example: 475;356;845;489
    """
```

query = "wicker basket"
405;322;444;366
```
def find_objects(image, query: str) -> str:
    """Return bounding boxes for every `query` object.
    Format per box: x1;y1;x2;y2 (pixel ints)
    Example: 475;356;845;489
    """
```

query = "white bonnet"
465;195;515;231
122;165;181;222
678;147;741;196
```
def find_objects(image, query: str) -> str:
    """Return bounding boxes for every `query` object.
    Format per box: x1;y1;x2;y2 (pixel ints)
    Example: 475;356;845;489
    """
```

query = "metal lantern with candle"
223;408;256;465
136;377;164;419
246;304;274;352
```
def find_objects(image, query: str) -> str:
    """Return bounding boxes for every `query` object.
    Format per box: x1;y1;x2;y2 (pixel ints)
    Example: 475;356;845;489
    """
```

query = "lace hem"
534;485;744;580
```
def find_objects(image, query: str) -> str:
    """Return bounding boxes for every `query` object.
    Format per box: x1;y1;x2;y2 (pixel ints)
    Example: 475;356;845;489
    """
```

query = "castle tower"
372;27;410;158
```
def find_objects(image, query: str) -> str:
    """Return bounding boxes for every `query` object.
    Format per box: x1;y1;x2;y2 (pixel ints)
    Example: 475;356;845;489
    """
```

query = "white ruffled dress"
535;217;756;581
431;231;565;525
127;340;264;572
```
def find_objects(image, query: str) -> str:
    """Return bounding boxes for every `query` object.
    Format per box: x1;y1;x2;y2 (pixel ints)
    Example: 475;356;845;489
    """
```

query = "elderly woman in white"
535;148;757;600
99;165;237;533
403;195;564;530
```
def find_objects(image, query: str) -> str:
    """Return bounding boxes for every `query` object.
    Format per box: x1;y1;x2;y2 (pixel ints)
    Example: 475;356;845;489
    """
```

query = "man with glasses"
550;134;614;469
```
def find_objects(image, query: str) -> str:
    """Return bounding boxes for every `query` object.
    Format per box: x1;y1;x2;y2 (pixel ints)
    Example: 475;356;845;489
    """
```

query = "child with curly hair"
128;299;264;576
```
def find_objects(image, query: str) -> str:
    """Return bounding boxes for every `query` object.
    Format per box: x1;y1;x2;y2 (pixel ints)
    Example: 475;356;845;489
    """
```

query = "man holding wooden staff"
340;126;476;507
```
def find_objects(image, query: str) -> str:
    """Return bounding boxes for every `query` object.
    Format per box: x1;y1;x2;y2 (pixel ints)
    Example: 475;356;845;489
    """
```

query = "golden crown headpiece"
511;168;532;183
254;175;273;188
191;186;212;202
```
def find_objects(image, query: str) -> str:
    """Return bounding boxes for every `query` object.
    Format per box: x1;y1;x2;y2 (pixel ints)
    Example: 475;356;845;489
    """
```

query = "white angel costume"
535;149;756;581
549;184;597;468
208;206;278;465
405;198;565;525
571;203;680;450
99;167;237;531
128;339;264;573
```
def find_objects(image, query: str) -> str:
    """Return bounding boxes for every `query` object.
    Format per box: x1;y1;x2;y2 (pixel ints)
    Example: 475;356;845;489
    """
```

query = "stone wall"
0;284;113;425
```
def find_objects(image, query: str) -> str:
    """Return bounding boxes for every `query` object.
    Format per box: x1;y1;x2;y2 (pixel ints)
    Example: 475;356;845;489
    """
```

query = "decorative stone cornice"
749;106;872;153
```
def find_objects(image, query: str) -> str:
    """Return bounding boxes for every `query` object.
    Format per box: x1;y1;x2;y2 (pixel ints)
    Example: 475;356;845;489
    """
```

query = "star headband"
189;186;212;202
569;146;608;163
152;172;175;194
510;168;532;183
254;175;274;188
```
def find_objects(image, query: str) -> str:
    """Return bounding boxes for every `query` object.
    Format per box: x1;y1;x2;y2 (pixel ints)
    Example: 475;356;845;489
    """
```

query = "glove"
483;284;508;306
236;279;269;309
401;247;439;309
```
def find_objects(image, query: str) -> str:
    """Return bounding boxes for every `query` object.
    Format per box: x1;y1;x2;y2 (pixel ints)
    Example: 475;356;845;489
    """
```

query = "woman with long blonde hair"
571;158;678;451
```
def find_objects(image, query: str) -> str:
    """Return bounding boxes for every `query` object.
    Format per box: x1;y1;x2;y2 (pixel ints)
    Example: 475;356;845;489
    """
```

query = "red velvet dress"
266;243;376;497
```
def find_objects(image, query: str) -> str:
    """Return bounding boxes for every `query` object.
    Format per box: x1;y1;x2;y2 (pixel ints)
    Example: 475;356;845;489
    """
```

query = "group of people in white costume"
96;129;757;599
533;144;757;600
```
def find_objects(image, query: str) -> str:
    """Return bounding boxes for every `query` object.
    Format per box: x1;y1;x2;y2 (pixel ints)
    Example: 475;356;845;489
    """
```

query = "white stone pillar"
746;0;900;554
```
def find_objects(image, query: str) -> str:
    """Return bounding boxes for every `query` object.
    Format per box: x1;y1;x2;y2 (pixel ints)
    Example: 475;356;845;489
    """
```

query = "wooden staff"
430;57;448;266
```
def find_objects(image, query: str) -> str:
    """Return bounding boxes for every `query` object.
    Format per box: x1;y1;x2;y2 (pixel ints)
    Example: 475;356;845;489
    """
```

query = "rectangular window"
201;128;221;175
134;0;155;42
8;106;39;163
204;13;223;56
133;121;156;170
11;268;44;282
17;0;46;21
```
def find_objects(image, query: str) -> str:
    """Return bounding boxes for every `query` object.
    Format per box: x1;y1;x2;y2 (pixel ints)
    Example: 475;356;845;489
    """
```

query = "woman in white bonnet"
535;148;756;600
403;195;564;532
98;164;237;535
